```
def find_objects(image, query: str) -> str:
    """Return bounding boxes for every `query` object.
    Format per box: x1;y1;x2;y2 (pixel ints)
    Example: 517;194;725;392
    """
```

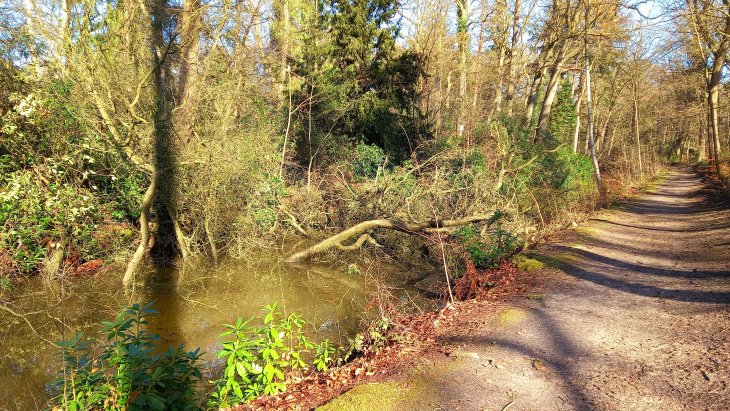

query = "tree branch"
285;212;502;262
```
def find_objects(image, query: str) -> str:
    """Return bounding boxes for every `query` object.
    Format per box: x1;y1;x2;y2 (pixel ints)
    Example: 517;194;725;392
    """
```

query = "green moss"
538;252;578;268
497;308;528;326
511;255;544;272
317;382;407;411
525;293;546;301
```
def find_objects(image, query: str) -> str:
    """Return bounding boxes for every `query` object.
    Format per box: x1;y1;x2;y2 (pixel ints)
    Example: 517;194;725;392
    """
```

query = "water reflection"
0;255;433;410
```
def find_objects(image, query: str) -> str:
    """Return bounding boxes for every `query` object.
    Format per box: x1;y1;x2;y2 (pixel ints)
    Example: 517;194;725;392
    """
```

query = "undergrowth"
52;302;395;410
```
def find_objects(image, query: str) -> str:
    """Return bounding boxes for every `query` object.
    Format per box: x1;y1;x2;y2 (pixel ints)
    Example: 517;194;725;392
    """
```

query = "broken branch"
285;212;501;262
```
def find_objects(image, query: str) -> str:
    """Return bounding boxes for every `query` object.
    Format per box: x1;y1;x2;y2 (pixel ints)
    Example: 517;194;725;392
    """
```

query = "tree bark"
524;64;547;128
505;0;523;116
456;0;470;137
44;235;70;279
707;51;725;175
123;169;157;287
491;0;508;115
572;71;585;153
632;80;643;178
535;45;566;143
177;0;202;144
583;0;602;191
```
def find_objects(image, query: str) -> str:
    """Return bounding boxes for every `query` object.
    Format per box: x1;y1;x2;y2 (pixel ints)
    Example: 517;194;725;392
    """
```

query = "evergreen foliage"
548;79;578;144
292;0;427;164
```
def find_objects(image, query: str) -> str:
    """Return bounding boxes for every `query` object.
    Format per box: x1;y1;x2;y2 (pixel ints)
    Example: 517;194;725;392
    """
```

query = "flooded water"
0;253;435;410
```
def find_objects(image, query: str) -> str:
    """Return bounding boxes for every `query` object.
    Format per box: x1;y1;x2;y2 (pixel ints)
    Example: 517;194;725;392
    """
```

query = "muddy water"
0;254;434;410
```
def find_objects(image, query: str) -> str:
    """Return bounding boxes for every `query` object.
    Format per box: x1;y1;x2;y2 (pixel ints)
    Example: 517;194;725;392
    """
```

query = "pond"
0;253;437;410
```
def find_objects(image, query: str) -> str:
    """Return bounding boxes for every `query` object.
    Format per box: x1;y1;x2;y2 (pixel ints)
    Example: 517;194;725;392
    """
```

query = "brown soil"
312;167;730;411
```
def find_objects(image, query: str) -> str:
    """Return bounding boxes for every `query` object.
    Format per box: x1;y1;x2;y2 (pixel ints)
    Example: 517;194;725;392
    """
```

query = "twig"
501;400;515;411
0;304;59;347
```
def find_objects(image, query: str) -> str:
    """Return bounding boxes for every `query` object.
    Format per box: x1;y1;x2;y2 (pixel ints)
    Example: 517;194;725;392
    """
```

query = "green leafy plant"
453;224;520;269
0;275;11;293
313;339;337;372
210;303;334;408
353;143;387;179
52;302;203;411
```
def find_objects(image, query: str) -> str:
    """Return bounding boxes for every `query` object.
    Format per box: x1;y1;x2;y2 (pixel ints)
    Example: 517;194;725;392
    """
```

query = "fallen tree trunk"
285;212;501;263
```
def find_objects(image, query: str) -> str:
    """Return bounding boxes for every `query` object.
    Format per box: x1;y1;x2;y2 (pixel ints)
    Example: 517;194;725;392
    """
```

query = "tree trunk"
456;0;469;137
177;0;202;144
524;64;547;128
572;71;585;153
535;45;566;143
583;0;601;191
492;45;506;115
708;52;725;174
505;0;523;116
123;170;158;287
124;0;179;287
632;80;643;178
273;0;291;100
491;0;508;116
44;235;70;279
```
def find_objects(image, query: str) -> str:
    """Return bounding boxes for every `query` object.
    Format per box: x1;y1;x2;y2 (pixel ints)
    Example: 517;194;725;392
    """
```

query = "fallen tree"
285;212;502;263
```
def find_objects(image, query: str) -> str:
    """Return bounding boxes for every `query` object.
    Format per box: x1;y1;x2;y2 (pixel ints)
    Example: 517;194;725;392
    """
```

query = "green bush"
249;176;287;233
0;169;100;273
453;223;520;269
353;143;386;179
0;77;142;274
52;303;203;411
51;303;340;410
209;303;335;408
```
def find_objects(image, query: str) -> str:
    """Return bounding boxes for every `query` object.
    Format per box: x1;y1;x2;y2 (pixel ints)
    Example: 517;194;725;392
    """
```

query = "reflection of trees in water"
135;266;184;351
0;274;130;410
0;255;425;409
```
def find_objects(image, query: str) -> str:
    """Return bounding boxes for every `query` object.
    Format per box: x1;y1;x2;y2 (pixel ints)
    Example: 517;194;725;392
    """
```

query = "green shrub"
531;147;595;195
249;176;287;233
0;169;100;273
52;302;203;411
51;303;341;410
210;303;335;408
453;223;520;269
353;143;386;179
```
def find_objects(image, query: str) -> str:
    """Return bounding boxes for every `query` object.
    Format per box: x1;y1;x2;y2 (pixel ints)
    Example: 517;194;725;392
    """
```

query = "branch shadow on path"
441;305;598;410
532;251;730;303
532;168;730;304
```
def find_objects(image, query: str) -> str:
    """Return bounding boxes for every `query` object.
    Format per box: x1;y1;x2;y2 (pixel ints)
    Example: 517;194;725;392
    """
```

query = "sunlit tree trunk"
124;0;179;286
535;45;566;143
583;0;601;191
572;71;584;153
633;80;643;178
524;63;547;128
177;0;201;145
505;0;523;116
273;0;291;100
707;52;725;174
456;0;469;137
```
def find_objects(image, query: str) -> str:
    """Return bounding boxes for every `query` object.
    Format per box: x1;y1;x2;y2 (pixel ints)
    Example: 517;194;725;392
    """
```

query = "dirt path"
322;168;730;411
